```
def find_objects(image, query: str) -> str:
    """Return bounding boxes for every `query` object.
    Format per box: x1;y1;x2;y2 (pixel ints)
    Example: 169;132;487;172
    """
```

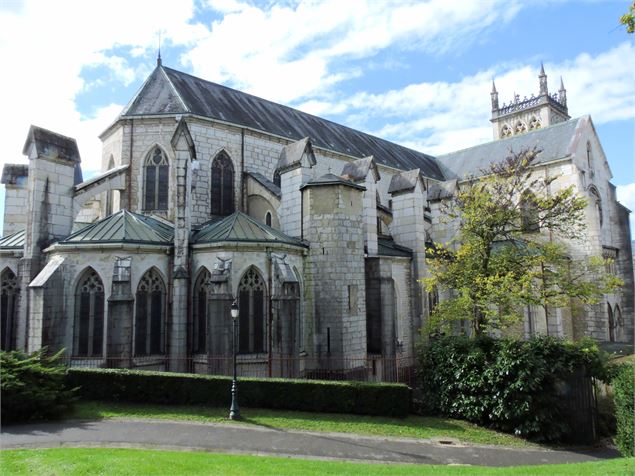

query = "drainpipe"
127;119;134;210
240;128;245;211
267;247;273;377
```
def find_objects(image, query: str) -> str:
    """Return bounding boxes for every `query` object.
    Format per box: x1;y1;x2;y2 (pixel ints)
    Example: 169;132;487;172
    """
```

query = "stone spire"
539;62;548;96
490;80;499;111
157;31;162;66
558;76;567;106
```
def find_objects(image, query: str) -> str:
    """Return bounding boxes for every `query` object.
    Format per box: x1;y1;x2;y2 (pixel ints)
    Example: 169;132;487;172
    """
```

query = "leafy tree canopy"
423;148;622;336
620;1;635;34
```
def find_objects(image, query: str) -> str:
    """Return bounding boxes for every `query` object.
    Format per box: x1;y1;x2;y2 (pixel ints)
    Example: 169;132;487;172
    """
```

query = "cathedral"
1;60;632;380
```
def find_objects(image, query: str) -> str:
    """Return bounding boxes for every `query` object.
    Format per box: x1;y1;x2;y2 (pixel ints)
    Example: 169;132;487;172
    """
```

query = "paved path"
0;419;621;467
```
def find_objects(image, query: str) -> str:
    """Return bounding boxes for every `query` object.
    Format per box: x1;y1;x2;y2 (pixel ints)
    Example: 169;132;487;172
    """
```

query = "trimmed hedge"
1;349;76;423
417;335;608;442
66;368;410;417
612;363;634;457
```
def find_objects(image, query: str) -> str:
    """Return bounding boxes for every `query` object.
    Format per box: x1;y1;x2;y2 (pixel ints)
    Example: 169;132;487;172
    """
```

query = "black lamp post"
229;298;241;420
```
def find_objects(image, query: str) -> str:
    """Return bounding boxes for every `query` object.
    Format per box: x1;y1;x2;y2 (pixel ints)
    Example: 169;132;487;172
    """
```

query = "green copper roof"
193;212;306;248
60;210;174;246
0;229;25;250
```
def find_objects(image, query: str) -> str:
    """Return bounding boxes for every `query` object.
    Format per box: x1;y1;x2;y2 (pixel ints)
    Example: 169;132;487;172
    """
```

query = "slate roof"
378;237;412;258
341;156;379;183
277;137;316;172
121;65;445;180
436;117;586;180
300;173;366;191
192;212;306;248
22;126;83;184
0;229;25;250
246;171;281;198
388;169;423;194
59;210;174;246
1;164;28;186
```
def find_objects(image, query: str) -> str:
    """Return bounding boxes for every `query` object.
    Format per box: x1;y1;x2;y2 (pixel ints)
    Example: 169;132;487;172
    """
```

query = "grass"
68;400;533;447
1;448;632;476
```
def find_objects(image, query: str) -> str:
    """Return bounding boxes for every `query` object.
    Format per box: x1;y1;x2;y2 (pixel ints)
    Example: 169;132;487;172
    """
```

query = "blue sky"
0;0;634;232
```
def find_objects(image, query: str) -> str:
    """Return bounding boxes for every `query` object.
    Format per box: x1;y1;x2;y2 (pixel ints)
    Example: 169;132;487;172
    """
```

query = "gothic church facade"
1;62;632;379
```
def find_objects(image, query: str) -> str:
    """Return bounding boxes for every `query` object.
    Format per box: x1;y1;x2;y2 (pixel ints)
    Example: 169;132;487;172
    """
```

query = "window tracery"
1;268;18;351
74;269;104;357
501;124;512;138
211;151;234;216
238;267;266;354
135;269;166;356
515;121;527;134
529;116;541;130
143;147;169;211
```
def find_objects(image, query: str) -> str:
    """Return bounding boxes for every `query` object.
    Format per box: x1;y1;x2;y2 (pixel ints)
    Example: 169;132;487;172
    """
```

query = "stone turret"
490;64;570;140
301;174;367;371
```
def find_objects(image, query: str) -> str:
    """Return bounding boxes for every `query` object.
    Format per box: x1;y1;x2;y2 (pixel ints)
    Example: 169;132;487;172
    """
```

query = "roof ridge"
160;66;190;113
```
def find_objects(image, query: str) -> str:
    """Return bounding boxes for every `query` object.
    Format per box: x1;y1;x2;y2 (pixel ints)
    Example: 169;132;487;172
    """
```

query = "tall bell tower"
490;64;570;140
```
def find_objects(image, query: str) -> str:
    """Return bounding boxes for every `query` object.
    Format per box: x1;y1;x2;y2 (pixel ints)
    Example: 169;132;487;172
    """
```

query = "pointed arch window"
135;269;166;356
211;151;234;216
144;147;169;211
1;268;18;351
74;269;105;357
193;269;212;354
589;187;603;228
238;267;266;354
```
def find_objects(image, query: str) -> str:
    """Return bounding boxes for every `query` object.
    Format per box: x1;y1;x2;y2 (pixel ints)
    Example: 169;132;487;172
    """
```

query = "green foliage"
612;363;634;456
620;1;635;33
424;148;622;335
1;348;76;423
417;336;608;442
66;368;410;417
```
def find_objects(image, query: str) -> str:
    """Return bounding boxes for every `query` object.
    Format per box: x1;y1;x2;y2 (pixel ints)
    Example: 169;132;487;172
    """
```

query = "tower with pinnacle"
490;64;570;140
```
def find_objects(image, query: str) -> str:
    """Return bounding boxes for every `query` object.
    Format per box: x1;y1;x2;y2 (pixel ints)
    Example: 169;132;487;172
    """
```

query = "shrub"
1;348;76;424
417;335;608;442
66;368;410;417
612;363;634;456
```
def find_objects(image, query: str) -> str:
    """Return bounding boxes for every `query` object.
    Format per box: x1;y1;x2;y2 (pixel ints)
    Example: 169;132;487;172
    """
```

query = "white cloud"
183;0;521;103
616;183;635;235
303;43;635;156
0;0;206;172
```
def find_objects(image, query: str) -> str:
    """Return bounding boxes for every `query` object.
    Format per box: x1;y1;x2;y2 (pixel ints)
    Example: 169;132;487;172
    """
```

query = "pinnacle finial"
539;62;546;76
157;31;162;67
491;80;497;93
559;76;565;91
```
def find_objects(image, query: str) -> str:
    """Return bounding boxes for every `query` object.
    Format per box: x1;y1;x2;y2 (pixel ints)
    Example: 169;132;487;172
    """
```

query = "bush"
417;335;608;442
612;363;634;456
1;348;76;424
66;368;410;417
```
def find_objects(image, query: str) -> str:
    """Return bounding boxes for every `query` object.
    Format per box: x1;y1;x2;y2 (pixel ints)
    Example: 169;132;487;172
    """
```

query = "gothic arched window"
238;267;266;354
143;147;169;211
193;269;212;354
586;141;592;169
265;212;272;227
135;269;166;356
589;187;603;228
529;116;541;130
1;268;18;351
211;151;234;216
74;269;105;357
608;303;615;342
515;121;527;134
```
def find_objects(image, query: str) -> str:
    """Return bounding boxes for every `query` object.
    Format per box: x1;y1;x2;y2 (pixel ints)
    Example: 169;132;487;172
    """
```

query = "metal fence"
62;355;418;387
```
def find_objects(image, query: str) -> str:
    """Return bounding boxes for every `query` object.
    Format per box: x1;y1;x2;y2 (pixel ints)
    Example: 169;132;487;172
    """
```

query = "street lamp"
229;298;241;420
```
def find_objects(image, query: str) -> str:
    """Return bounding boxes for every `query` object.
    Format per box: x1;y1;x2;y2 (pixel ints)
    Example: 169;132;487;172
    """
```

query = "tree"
423;148;622;337
620;1;634;34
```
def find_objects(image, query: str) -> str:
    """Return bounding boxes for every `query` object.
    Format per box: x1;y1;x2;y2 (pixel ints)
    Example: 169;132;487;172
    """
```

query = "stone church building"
1;60;633;379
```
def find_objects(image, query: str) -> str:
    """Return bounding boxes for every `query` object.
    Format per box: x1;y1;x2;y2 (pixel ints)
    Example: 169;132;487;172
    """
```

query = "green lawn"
69;401;533;447
1;448;632;476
